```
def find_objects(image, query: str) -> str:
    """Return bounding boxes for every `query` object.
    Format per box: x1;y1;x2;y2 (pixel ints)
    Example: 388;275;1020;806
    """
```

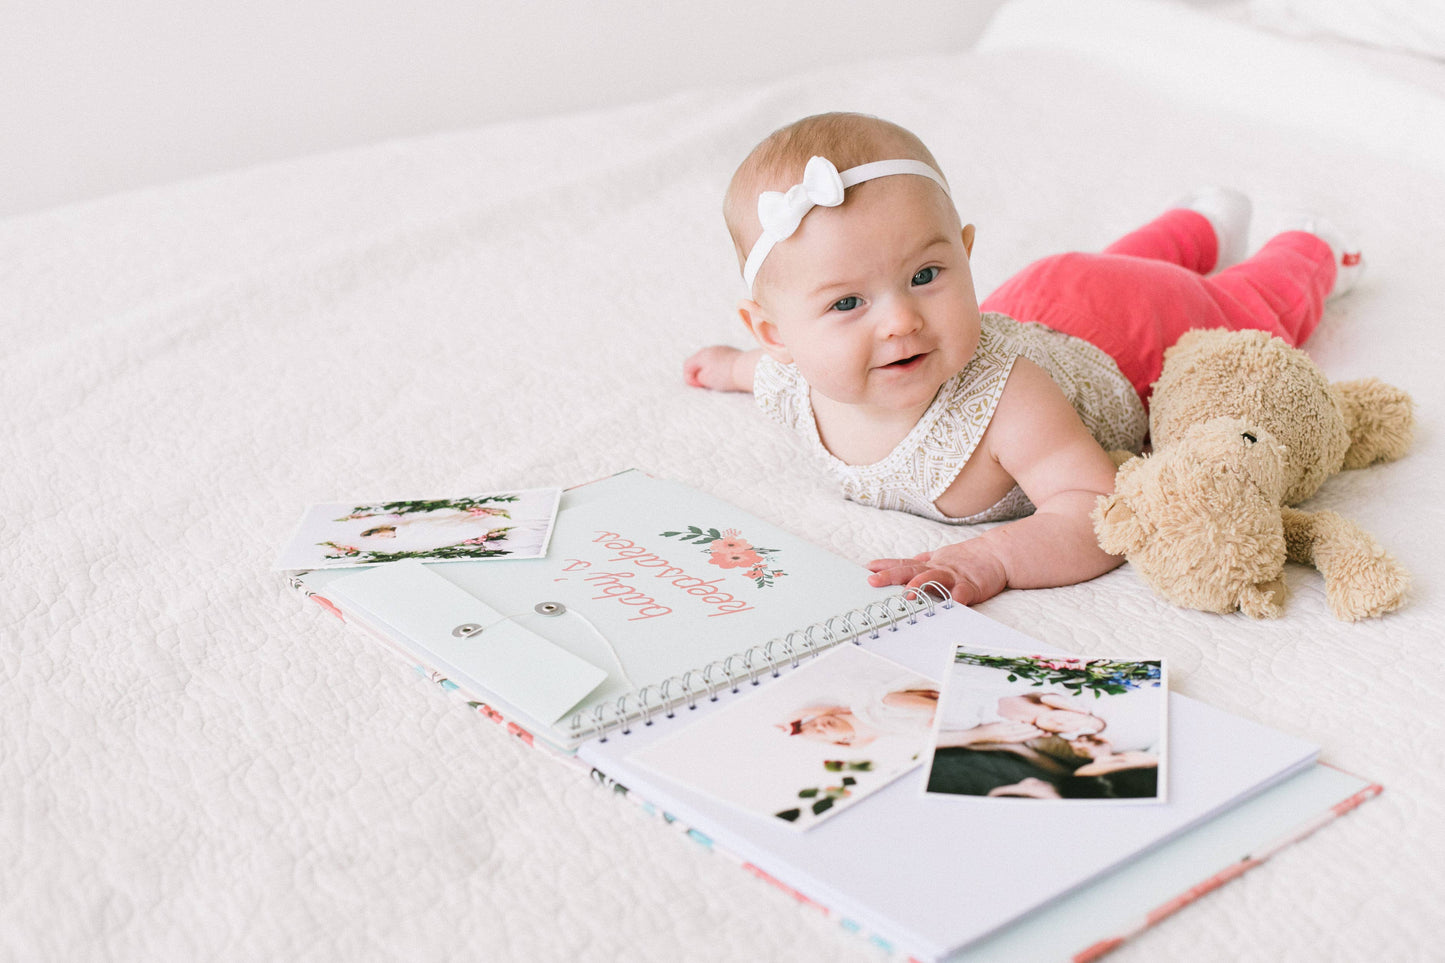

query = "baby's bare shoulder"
991;358;1079;430
987;359;1104;463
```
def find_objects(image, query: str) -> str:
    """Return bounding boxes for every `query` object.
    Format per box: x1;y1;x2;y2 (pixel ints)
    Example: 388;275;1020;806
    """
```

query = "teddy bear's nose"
1242;432;1258;444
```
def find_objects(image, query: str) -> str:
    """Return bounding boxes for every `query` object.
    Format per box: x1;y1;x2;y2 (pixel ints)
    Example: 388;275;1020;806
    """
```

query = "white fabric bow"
740;156;950;292
755;156;846;242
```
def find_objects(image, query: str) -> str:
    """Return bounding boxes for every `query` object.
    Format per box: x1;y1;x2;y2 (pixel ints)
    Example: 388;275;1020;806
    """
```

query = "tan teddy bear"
1092;328;1414;620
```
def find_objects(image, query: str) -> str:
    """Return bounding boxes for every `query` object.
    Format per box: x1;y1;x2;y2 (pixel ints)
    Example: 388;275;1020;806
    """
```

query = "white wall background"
0;0;1010;218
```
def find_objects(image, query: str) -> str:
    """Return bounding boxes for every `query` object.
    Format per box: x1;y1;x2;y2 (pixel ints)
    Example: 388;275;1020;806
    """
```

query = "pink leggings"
979;209;1336;402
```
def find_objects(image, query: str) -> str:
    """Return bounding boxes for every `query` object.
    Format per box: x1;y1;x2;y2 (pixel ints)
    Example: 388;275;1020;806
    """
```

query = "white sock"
1176;186;1252;272
1287;215;1365;300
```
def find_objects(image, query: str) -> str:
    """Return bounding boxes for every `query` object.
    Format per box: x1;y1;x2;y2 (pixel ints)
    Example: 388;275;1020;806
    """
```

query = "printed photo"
924;646;1167;803
628;645;939;830
273;488;561;571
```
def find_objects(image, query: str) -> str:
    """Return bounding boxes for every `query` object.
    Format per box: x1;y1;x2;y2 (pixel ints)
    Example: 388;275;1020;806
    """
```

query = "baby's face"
746;177;982;417
796;710;858;745
1032;708;1105;735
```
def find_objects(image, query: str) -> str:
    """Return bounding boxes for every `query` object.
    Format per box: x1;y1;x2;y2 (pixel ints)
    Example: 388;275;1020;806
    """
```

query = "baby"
685;112;1359;604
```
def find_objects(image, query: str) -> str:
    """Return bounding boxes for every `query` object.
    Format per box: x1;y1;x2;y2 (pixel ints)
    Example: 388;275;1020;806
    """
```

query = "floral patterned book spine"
1071;772;1383;963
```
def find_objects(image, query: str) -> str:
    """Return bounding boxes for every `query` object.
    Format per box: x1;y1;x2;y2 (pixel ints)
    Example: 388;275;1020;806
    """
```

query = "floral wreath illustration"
658;526;787;588
320;494;520;564
954;651;1163;698
776;760;872;823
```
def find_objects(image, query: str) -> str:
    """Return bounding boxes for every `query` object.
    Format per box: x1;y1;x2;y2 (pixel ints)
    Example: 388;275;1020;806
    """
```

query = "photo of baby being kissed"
685;112;1358;605
924;646;1166;802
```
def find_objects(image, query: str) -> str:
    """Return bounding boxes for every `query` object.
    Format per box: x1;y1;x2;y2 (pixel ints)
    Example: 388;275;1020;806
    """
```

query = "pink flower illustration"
710;548;764;570
659;525;789;588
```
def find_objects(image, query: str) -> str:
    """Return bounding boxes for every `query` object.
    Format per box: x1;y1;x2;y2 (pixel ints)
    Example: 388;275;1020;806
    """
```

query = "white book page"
627;646;938;831
578;603;1318;961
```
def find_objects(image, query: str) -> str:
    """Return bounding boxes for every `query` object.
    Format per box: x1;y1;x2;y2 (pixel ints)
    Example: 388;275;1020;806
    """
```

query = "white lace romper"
753;312;1148;523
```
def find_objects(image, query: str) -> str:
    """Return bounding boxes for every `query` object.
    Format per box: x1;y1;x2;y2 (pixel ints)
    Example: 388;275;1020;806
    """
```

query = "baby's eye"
831;296;861;312
912;266;940;286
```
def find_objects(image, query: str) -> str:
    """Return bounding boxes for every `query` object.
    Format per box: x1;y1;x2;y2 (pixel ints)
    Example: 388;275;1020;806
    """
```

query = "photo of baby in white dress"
924;646;1167;802
273;487;561;571
628;645;939;830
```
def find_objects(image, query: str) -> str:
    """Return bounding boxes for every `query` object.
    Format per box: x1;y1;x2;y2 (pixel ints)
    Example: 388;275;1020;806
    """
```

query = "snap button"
535;601;566;617
452;623;483;638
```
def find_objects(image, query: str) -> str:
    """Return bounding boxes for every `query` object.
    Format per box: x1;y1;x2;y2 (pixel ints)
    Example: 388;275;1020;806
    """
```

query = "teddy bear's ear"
1333;378;1415;469
1093;491;1150;556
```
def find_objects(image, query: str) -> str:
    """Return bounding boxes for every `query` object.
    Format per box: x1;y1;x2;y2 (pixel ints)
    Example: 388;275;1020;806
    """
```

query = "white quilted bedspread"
5;1;1443;960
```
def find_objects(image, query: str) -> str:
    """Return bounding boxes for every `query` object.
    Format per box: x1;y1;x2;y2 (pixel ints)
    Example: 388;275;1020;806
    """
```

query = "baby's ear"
961;223;976;258
738;299;793;365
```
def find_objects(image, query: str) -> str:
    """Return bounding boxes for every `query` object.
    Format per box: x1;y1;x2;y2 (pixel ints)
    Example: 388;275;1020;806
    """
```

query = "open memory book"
292;470;1378;962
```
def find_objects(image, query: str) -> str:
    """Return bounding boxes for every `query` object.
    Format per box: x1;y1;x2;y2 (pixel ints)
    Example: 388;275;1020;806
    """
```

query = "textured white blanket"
5;1;1441;959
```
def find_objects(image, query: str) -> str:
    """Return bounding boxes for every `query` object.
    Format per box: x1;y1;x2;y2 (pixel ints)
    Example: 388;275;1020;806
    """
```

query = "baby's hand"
683;345;754;392
866;544;1009;605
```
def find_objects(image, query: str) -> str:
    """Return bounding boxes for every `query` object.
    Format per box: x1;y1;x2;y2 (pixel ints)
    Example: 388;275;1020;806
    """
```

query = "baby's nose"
878;298;924;335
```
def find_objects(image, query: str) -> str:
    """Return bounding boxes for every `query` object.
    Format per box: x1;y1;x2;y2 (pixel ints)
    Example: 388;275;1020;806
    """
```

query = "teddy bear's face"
1093;418;1289;615
1149;328;1352;505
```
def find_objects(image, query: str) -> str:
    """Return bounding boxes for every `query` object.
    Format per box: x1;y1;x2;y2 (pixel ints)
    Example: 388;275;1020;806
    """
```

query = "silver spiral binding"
678;670;701;712
761;639;784;678
825;614;855;647
591;702;613;742
849;605;881;640
567;583;953;740
742;649;765;686
702;663;725;702
861;599;896;635
835;608;863;641
784;629;805;668
915;580;952;615
636;686;656;727
616;693;632;734
719;653;740;693
802;623;826;656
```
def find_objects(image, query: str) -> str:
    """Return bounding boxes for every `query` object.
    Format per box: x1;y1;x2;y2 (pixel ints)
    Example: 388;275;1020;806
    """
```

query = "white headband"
741;155;951;293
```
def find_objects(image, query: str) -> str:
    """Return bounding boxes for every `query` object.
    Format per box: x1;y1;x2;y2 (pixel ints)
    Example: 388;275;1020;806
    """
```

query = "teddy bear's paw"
1335;378;1414;469
1105;448;1135;470
1325;548;1411;621
1237;579;1286;619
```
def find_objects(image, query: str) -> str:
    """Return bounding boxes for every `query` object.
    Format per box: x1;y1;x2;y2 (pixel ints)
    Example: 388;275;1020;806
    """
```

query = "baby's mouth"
882;353;926;369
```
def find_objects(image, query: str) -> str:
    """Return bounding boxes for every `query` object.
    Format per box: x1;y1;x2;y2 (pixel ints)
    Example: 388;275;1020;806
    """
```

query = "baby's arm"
867;359;1122;603
683;346;761;392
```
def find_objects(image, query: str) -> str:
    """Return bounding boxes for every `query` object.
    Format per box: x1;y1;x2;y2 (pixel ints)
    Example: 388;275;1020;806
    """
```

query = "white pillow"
1249;0;1445;61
